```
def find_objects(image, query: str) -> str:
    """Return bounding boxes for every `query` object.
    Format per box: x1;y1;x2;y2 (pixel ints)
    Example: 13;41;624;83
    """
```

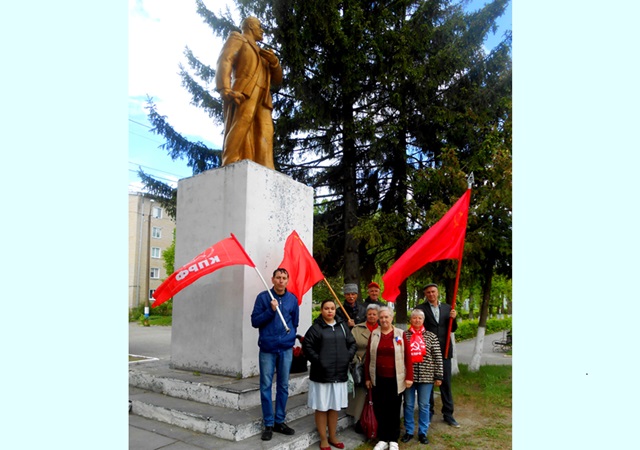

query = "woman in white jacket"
364;306;413;450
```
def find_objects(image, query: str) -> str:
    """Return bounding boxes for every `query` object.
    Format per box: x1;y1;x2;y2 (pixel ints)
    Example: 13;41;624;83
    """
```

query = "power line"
129;162;190;180
129;118;152;128
128;169;183;185
129;160;188;176
129;129;165;145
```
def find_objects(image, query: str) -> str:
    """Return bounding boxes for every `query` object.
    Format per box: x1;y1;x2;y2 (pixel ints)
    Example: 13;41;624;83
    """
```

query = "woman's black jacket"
302;316;357;383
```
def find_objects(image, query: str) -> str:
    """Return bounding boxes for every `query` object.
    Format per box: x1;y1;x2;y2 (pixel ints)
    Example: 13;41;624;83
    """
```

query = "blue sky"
128;0;512;192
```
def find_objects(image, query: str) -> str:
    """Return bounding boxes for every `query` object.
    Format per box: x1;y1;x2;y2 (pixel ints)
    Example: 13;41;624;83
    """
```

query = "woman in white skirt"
303;299;357;450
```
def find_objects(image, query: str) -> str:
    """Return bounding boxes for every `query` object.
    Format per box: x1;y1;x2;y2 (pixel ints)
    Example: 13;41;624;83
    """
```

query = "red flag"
381;189;471;302
151;234;255;307
278;230;324;305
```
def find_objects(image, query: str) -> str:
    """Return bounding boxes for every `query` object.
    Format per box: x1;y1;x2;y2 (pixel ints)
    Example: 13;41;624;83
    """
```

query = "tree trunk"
342;97;360;287
469;326;485;371
470;259;494;372
395;281;408;325
444;276;456;305
451;332;460;375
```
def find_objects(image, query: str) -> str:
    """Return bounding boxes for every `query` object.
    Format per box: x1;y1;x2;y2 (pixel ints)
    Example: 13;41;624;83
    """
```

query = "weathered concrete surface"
130;386;313;441
129;359;309;410
171;160;314;378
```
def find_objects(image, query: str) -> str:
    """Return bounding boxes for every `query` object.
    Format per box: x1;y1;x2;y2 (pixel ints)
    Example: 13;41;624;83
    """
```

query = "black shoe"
400;433;413;443
418;434;429;444
444;417;461;428
273;422;295;435
261;427;273;441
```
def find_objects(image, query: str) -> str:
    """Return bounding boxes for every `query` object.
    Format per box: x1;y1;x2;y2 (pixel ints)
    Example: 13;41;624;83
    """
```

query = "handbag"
290;334;308;373
350;356;365;387
360;388;378;440
347;369;355;395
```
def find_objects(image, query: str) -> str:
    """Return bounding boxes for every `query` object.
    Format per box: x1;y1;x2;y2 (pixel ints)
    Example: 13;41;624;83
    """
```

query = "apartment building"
128;193;176;309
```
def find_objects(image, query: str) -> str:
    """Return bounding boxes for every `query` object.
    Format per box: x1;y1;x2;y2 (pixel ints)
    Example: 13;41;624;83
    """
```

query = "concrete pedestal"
170;160;314;378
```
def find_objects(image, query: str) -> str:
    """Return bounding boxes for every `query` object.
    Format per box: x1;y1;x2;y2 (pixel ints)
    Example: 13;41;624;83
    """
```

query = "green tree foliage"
162;229;176;276
139;0;511;320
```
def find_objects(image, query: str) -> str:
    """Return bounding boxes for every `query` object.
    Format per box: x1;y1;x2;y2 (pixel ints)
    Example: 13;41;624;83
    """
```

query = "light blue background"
514;0;639;447
3;1;127;448
4;0;639;448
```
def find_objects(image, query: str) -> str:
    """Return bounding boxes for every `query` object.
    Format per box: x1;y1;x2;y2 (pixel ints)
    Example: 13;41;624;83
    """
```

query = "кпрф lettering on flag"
151;233;255;307
381;189;471;303
277;230;324;305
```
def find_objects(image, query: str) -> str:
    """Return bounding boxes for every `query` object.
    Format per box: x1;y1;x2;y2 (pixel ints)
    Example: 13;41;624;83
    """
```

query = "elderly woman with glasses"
364;306;413;450
401;308;443;445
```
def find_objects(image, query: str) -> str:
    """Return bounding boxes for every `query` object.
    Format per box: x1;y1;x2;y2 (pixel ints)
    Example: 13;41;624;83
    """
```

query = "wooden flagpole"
444;257;463;357
323;279;351;321
444;173;473;356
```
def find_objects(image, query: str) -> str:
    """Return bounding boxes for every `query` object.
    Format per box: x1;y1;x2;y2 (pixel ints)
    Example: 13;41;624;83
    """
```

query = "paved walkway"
129;322;511;449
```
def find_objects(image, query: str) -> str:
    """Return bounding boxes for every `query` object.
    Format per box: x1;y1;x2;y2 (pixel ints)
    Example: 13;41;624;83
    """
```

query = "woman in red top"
365;306;413;450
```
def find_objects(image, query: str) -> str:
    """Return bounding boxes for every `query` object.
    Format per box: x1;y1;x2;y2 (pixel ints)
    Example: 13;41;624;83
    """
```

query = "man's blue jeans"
259;348;293;427
403;382;434;436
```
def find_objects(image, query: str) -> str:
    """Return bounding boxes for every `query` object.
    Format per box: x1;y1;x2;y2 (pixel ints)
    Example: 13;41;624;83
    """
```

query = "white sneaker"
389;442;399;450
373;442;389;450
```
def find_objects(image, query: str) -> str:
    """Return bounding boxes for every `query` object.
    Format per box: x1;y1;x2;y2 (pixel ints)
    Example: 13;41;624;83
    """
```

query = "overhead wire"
129;118;192;182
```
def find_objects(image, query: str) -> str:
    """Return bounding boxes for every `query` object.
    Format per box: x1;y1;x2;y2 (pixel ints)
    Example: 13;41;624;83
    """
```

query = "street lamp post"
143;199;155;327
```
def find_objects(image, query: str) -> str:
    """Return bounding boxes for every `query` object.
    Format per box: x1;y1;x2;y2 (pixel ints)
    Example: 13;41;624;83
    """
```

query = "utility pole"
144;199;155;327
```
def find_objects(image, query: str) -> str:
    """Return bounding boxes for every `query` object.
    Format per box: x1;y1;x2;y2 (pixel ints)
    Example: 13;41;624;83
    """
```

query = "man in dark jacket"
416;283;460;428
363;281;385;307
336;283;366;328
251;268;299;441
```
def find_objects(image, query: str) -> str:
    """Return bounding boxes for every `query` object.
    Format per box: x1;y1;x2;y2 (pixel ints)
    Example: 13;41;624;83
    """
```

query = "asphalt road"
454;329;512;366
129;322;172;360
128;322;511;366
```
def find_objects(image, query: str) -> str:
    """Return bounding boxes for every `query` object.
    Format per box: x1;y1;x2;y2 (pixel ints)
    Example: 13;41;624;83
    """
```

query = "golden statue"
215;17;283;170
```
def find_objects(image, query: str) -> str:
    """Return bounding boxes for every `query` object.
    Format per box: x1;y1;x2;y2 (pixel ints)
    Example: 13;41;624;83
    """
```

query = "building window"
151;247;161;258
152;227;161;239
152;206;162;219
149;289;155;300
150;268;160;279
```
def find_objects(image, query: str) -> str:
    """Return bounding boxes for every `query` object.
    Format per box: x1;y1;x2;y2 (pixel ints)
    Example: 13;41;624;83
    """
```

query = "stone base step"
129;359;309;410
130;410;357;450
130;385;318;441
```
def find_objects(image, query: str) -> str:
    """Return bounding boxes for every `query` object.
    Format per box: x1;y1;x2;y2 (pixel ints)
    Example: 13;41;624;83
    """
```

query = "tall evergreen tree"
139;0;511;318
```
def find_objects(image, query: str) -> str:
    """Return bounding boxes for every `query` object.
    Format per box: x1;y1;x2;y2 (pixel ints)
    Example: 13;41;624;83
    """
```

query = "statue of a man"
215;17;283;170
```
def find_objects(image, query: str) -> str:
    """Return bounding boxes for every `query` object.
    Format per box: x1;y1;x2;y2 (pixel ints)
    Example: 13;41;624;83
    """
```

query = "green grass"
138;315;172;326
351;364;512;450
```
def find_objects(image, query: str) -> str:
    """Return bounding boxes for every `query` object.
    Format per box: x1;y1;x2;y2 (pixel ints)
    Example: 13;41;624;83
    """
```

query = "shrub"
153;300;173;316
455;317;511;342
309;302;322;322
129;305;144;322
128;300;173;322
